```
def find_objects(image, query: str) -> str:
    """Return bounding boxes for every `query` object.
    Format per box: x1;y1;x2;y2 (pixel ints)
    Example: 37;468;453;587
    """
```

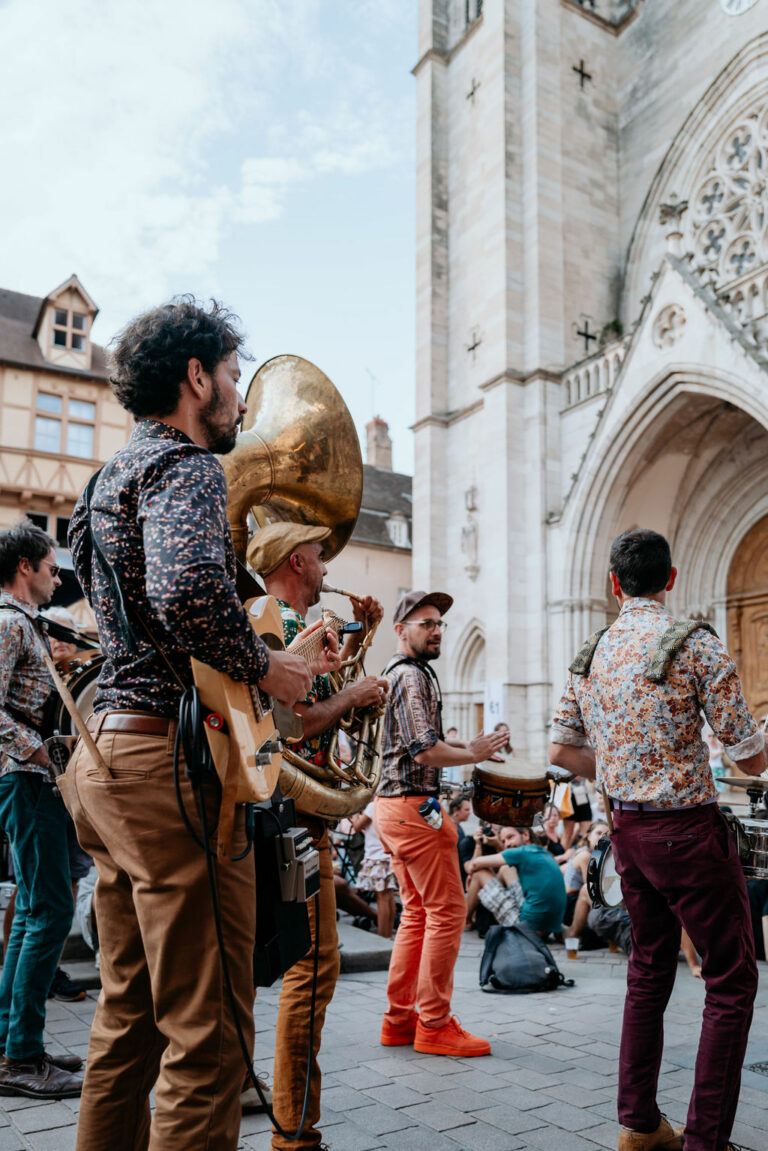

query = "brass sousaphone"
221;354;384;819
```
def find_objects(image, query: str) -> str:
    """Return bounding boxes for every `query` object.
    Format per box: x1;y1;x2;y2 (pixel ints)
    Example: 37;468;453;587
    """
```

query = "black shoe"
48;967;87;1002
0;1054;82;1098
352;916;374;932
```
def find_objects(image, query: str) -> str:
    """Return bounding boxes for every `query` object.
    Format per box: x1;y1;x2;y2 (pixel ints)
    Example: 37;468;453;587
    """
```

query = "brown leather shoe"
0;1054;82;1098
47;1052;83;1073
618;1117;684;1150
0;1050;82;1073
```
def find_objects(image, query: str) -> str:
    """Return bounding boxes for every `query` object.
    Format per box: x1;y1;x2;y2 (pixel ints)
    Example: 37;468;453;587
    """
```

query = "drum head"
586;837;623;908
54;656;105;736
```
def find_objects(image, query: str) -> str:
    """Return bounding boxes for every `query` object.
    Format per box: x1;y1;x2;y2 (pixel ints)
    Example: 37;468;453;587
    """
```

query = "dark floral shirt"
69;419;270;716
0;593;53;778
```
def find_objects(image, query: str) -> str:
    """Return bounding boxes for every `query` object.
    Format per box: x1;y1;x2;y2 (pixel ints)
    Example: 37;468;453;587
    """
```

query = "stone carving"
659;196;688;226
461;515;479;581
653;304;686;349
686;103;768;286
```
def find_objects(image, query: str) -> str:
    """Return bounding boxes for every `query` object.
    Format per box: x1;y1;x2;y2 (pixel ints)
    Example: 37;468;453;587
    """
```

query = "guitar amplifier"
252;795;318;987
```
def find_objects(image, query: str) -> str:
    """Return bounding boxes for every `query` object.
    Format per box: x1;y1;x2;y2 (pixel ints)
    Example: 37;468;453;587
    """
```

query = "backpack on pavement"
479;921;574;994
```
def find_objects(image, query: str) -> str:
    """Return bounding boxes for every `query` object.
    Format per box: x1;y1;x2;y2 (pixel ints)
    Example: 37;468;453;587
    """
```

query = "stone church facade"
412;0;768;762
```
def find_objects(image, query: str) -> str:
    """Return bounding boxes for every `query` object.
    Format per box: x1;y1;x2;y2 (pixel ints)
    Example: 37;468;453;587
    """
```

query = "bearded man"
373;591;507;1057
61;299;331;1151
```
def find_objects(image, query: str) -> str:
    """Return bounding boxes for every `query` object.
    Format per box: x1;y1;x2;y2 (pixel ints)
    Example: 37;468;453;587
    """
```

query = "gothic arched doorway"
727;514;768;723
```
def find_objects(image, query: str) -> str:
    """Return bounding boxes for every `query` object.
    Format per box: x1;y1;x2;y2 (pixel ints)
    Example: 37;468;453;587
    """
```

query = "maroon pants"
611;804;757;1151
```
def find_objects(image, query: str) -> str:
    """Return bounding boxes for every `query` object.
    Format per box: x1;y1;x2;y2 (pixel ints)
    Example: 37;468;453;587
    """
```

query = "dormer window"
52;308;88;353
386;512;410;549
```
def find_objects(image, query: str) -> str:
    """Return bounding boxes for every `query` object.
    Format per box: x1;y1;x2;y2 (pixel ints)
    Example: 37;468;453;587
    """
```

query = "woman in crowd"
350;803;398;938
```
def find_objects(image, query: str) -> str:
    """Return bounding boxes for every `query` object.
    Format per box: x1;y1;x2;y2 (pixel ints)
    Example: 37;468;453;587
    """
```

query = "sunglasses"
39;560;61;578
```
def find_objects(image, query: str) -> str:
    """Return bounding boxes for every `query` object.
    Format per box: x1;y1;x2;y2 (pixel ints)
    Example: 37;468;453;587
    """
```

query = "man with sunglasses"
373;591;508;1056
0;520;83;1099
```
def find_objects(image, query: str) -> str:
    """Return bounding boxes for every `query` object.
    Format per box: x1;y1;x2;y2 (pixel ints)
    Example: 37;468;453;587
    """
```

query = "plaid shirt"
0;593;53;779
378;659;441;797
552;598;763;808
277;599;332;762
69;419;270;716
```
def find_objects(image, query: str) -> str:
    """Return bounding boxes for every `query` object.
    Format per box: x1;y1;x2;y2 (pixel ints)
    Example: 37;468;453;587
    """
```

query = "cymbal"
722;777;768;792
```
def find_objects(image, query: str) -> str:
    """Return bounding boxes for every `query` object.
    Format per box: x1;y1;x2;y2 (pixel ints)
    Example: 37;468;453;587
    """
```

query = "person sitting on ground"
464;824;503;928
448;793;473;888
350;802;398;938
540;802;576;861
465;825;567;939
562;821;610;928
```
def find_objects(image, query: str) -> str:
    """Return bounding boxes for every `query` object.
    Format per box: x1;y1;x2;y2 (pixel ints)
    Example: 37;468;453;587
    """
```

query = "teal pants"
0;772;73;1059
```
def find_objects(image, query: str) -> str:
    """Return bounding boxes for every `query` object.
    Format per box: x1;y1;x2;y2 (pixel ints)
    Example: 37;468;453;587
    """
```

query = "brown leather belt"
86;712;173;736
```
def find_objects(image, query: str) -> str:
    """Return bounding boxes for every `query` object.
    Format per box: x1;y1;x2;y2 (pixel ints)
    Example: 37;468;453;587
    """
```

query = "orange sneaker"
413;1015;491;1057
380;1011;419;1046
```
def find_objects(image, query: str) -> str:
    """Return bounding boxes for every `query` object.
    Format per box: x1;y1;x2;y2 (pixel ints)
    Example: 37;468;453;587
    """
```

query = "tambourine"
586;835;623;908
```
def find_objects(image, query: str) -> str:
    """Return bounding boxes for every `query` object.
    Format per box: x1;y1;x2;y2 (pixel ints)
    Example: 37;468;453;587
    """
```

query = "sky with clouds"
1;0;417;472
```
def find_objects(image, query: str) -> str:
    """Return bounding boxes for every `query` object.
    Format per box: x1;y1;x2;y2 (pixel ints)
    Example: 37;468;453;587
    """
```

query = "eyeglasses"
404;619;447;633
40;560;61;578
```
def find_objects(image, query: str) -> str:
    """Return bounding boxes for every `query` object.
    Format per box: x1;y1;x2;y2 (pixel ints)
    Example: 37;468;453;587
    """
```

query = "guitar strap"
82;470;188;692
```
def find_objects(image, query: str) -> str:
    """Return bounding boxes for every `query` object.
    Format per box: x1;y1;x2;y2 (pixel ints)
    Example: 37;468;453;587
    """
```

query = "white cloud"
0;0;412;330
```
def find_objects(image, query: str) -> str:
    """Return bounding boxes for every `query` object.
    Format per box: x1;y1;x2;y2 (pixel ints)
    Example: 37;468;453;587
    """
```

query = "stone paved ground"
2;936;768;1150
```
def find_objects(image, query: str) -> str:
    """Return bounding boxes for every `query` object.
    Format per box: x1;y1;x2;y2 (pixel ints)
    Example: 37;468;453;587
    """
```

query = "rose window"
688;104;768;285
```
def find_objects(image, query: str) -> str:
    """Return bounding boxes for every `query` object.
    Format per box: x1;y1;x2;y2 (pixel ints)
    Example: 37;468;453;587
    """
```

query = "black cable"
176;685;319;1142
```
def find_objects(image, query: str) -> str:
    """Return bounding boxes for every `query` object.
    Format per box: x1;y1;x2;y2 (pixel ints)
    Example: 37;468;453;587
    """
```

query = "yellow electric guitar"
190;595;350;858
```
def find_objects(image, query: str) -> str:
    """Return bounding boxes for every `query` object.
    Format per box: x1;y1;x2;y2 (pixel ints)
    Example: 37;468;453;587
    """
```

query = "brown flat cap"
393;589;453;625
247;523;331;578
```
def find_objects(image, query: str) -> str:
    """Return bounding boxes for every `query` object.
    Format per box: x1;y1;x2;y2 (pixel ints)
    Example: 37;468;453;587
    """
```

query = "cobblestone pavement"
2;936;767;1150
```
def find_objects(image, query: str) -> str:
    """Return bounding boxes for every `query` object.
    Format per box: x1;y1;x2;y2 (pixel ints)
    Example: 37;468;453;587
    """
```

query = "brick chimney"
366;416;392;470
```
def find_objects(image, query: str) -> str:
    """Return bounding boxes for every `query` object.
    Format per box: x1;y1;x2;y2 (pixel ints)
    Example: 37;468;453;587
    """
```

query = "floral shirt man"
552;598;761;806
0;593;53;778
277;599;332;764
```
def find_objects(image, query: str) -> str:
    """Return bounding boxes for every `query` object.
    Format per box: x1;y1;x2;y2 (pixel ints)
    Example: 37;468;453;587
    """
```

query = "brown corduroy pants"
271;822;339;1151
59;719;255;1151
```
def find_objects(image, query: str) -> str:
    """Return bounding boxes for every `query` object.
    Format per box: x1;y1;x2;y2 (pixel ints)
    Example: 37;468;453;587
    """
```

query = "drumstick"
602;784;614;836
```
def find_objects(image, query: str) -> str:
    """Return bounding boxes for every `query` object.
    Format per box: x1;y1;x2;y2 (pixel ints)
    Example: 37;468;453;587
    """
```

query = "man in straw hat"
248;522;387;1151
373;591;508;1057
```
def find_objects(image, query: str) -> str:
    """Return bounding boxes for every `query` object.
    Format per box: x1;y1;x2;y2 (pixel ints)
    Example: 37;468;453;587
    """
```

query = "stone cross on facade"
467;331;482;358
576;320;598;353
572;60;592;88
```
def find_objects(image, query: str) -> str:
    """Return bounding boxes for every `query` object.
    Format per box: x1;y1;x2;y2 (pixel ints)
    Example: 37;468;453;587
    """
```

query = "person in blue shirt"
465;825;567;937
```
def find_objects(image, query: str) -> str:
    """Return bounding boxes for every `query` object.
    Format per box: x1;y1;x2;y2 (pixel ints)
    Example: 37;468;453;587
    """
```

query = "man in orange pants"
373;590;507;1056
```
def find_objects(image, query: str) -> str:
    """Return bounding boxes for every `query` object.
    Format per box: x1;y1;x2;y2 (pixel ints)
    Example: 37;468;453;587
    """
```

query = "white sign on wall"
483;679;504;732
